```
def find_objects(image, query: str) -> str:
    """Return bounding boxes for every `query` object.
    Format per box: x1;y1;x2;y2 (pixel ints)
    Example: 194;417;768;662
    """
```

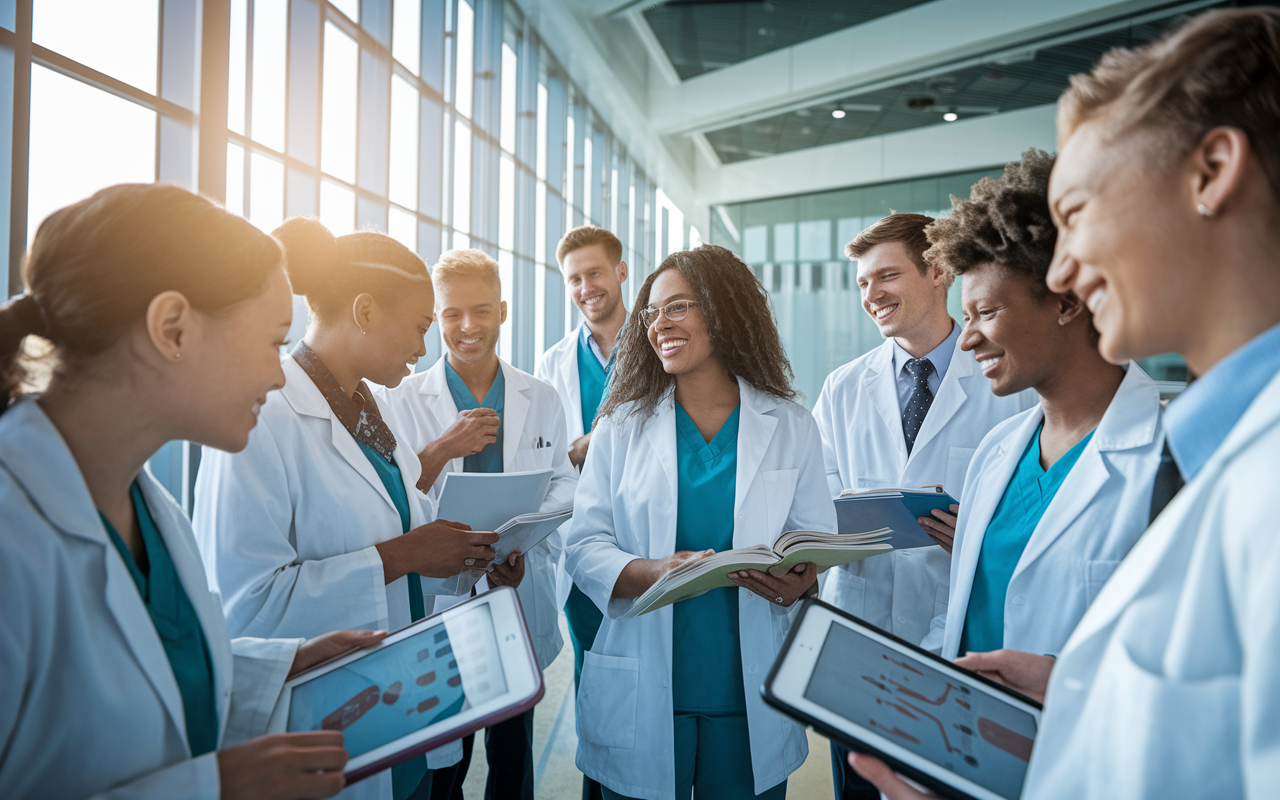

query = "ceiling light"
943;112;958;122
831;109;846;119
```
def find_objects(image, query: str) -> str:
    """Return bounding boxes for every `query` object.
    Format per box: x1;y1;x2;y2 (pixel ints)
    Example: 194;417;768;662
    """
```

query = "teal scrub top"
671;403;746;713
99;482;219;757
356;440;429;798
445;360;505;474
576;328;612;435
960;424;1095;654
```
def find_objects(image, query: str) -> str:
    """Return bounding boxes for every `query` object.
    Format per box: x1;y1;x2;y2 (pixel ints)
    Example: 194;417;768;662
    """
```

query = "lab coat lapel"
735;381;778;541
418;357;465;477
910;337;971;463
1016;365;1160;575
136;471;235;730
566;325;584;436
280;357;396;514
643;393;679;559
501;360;531;469
0;400;190;741
864;342;908;467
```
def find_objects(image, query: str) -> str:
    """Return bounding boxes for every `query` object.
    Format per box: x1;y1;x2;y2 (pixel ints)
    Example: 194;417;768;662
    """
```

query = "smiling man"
811;213;1036;800
374;248;577;800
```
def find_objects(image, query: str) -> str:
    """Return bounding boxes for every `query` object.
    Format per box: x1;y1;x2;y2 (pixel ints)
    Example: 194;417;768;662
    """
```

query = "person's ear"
146;291;192;362
499;300;508;325
1189;126;1250;218
352;293;375;334
1057;290;1087;327
617;260;629;285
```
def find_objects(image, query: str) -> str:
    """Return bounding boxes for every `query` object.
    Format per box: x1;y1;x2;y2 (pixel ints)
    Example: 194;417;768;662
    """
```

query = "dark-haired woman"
915;150;1163;665
0;184;387;800
194;218;504;800
564;245;837;800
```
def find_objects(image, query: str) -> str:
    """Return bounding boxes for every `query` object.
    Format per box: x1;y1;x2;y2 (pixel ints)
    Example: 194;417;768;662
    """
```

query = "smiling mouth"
659;338;687;356
976;354;1003;375
872;303;899;322
457;337;482;347
1083;282;1107;315
581;294;605;309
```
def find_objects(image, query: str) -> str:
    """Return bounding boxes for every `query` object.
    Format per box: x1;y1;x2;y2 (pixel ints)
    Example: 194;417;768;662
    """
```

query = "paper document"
623;528;893;619
436;470;553;532
835;487;958;550
493;506;573;562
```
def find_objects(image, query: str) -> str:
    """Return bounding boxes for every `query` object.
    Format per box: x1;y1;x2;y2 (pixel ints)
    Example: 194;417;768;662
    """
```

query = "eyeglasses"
639;300;699;328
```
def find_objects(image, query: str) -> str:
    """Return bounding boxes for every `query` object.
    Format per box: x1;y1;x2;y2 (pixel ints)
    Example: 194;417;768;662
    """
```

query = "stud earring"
360;327;367;335
1198;204;1213;217
174;353;181;359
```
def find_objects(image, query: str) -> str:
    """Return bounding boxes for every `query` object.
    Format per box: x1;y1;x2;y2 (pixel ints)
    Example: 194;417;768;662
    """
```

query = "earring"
360;327;367;335
1198;204;1213;217
174;353;182;359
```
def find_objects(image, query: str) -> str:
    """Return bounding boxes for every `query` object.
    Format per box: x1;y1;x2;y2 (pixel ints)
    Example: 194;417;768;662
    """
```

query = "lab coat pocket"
1086;642;1240;798
577;651;639;749
825;570;866;618
933;583;949;619
762;469;800;536
945;447;976;499
1085;559;1120;604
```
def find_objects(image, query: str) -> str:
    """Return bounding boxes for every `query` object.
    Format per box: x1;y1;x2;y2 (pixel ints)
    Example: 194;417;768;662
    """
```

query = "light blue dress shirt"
1164;322;1280;480
891;319;960;413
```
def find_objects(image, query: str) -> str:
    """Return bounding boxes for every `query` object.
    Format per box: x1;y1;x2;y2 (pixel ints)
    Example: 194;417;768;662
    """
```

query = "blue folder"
834;489;958;550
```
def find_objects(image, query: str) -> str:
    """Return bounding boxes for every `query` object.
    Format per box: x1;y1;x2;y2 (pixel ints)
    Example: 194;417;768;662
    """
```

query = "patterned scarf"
291;341;398;462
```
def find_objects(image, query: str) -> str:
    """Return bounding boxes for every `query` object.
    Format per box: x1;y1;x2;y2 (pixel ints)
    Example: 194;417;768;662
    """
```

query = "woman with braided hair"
565;245;838;800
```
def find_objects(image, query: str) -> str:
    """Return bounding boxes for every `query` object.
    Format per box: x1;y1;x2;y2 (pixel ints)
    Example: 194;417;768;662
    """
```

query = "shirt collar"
1164;322;1280;480
580;313;627;365
892;318;959;380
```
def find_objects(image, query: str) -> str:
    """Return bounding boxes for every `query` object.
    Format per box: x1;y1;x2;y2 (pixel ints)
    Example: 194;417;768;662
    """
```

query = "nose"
1046;243;1078;295
271;362;287;392
958;319;981;352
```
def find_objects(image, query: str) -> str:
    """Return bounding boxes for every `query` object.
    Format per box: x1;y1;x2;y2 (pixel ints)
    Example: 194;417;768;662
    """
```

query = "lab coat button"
895;615;907;625
1011;595;1025;606
749;664;757;673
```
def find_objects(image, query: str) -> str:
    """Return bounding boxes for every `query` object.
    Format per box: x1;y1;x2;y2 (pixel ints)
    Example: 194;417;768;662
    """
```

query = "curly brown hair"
598;245;796;423
924;149;1057;296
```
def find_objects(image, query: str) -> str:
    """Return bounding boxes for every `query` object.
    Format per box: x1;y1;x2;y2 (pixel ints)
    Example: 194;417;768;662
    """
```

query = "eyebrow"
648;292;697;304
858;264;908;280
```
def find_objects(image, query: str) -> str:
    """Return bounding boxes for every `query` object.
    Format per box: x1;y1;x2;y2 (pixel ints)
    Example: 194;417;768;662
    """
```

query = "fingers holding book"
728;562;817;607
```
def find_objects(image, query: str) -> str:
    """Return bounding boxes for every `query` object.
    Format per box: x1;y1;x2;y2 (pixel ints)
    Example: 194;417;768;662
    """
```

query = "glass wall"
709;169;1188;407
1;0;689;506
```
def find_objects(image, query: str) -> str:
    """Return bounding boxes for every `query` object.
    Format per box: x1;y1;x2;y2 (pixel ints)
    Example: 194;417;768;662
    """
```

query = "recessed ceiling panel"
704;6;1232;164
643;0;934;81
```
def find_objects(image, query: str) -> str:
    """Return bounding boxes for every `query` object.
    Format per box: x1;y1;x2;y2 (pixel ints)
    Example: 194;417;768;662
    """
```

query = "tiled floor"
461;617;835;798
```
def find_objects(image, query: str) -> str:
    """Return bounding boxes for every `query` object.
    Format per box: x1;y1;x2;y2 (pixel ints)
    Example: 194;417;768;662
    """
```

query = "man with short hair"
813;213;1036;800
536;225;628;800
375;248;577;800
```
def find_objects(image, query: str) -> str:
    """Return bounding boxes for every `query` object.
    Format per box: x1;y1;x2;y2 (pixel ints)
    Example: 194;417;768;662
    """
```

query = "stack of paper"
493;506;573;562
835;487;958;550
622;528;892;619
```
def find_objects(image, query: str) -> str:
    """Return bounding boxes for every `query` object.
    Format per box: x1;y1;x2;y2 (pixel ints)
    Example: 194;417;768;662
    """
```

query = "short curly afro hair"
924;149;1057;296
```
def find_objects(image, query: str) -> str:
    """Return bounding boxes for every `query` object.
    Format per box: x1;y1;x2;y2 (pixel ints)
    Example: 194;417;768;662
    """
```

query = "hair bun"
273;217;340;299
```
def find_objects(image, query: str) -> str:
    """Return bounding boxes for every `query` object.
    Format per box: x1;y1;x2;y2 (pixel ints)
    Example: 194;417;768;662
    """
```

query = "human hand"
441;408;501;458
612;549;714;599
953;649;1055;704
218;731;348;799
847;752;940;799
728;562;817;607
568;432;591;470
289;629;387;678
376;519;499;582
487;550;525;589
919;504;959;554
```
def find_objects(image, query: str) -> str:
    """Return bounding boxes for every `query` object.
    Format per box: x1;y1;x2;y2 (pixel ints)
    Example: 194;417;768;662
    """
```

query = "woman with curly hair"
564;245;837;800
914;148;1165;668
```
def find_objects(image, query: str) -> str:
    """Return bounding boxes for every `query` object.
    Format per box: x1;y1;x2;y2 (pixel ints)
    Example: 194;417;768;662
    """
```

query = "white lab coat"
373;356;577;670
922;363;1164;658
1023;372;1280;799
813;334;1036;646
193;355;463;791
565;380;838;800
0;397;297;800
536;323;590;444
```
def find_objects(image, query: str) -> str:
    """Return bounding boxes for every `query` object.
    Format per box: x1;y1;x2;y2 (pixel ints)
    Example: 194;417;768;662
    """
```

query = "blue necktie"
902;358;935;455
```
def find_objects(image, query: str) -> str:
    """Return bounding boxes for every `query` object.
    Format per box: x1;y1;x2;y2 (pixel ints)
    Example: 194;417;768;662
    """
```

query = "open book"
493;506;573;563
622;528;892;619
835;487;957;550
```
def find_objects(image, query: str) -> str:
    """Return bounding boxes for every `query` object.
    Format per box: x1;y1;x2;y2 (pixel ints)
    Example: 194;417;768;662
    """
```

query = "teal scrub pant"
599;711;787;800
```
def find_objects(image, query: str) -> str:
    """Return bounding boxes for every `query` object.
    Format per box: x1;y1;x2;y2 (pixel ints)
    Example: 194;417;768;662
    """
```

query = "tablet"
272;586;544;784
762;599;1040;800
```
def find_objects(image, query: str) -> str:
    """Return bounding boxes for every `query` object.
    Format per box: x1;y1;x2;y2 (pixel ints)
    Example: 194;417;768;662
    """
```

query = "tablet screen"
804;622;1036;800
286;604;508;759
